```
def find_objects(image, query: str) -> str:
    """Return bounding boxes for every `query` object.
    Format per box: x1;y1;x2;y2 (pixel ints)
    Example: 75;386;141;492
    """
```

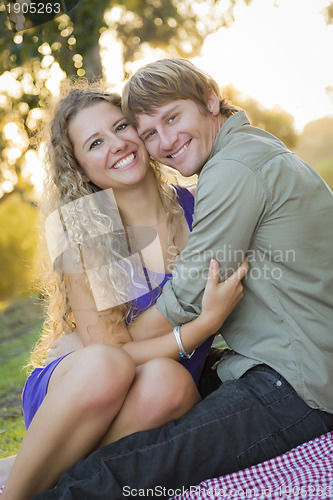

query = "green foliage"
224;85;298;149
294;117;333;168
294;116;333;191
0;0;253;200
109;0;243;68
0;298;43;457
0;418;26;458
0;0;250;77
315;158;333;191
0;194;40;301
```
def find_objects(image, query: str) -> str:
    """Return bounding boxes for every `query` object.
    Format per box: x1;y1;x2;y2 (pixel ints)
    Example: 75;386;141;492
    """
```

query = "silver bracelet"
173;325;195;359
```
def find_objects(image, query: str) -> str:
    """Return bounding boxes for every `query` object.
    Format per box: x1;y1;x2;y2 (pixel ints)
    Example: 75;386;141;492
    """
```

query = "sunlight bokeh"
193;0;333;131
103;0;333;132
2;0;333;193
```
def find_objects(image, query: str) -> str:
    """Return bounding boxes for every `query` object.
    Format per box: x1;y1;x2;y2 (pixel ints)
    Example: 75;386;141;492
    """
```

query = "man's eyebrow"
138;105;179;139
138;127;151;139
161;105;179;120
82;118;124;149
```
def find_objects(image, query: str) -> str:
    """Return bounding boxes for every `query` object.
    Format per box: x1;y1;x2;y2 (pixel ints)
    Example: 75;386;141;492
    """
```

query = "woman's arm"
122;259;248;366
65;273;132;346
129;307;174;340
49;259;248;365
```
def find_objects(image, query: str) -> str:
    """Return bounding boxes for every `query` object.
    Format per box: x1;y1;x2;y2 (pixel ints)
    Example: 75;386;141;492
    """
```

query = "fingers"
206;258;248;292
47;349;59;360
50;338;60;349
206;259;220;286
48;339;63;359
224;258;249;284
43;357;56;367
235;258;249;281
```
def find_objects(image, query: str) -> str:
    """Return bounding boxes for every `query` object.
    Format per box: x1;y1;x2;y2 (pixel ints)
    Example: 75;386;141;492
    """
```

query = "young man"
36;59;333;499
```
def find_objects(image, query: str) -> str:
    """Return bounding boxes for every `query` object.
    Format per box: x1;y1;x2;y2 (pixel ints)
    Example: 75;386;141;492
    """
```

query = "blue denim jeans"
34;361;333;500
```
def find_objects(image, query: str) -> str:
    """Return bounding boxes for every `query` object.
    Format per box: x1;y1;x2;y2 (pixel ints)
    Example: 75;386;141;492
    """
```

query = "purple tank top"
129;185;214;385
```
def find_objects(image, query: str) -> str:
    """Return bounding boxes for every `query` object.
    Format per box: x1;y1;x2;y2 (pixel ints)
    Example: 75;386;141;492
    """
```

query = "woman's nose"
109;135;126;154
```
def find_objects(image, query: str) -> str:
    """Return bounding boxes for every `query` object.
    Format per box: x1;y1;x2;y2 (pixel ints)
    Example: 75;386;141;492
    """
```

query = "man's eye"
116;123;128;133
145;130;156;141
89;139;102;150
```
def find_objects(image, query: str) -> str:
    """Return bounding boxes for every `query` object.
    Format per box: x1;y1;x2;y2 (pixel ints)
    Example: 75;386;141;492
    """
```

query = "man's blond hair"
122;58;238;126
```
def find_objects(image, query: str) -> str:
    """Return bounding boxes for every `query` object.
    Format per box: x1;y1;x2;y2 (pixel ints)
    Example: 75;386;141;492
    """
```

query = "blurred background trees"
223;85;298;149
0;194;39;301
0;0;253;303
294;117;333;190
0;0;255;201
0;0;332;303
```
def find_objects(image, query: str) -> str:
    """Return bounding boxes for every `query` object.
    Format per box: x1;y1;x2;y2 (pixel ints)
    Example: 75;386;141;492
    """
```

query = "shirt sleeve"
156;157;266;325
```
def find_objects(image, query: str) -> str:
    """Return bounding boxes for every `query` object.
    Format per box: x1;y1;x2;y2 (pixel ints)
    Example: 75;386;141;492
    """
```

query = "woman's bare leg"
99;358;200;446
1;344;135;500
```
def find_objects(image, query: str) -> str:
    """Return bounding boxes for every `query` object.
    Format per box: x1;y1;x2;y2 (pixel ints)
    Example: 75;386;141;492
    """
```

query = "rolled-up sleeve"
156;158;266;325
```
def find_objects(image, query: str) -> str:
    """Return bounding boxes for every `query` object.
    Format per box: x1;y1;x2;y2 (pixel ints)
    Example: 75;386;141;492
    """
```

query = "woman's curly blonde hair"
30;80;184;368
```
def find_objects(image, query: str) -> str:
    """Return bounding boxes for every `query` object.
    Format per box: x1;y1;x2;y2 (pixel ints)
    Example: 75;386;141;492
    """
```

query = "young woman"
1;84;248;499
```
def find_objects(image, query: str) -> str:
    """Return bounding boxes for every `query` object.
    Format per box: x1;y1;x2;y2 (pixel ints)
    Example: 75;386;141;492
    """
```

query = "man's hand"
201;258;249;333
44;330;84;366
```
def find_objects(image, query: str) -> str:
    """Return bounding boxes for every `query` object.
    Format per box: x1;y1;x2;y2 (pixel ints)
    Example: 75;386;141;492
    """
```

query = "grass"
0;297;43;458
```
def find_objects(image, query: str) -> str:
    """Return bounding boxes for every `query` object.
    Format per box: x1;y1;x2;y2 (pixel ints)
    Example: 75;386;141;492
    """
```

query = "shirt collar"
208;110;250;162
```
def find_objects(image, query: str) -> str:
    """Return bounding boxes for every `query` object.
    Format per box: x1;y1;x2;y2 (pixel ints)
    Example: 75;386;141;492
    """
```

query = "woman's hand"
44;330;84;366
201;258;249;333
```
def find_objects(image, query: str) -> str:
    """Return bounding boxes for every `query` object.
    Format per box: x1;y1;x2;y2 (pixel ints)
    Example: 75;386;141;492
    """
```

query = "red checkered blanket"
172;432;333;499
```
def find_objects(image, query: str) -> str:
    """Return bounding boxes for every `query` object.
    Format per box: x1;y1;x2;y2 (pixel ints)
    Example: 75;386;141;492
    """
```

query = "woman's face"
68;101;150;190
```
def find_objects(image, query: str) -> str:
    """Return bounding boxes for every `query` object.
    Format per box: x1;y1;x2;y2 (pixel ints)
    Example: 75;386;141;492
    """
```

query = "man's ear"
207;91;220;116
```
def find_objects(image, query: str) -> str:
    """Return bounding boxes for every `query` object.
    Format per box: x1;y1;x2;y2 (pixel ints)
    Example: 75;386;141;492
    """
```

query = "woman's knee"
84;344;135;406
135;358;200;422
56;344;135;412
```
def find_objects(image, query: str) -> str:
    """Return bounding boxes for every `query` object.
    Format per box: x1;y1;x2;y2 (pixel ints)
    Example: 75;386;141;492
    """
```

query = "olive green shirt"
156;110;333;412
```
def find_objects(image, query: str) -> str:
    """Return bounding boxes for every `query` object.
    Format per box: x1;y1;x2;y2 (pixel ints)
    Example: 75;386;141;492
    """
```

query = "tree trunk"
84;43;104;80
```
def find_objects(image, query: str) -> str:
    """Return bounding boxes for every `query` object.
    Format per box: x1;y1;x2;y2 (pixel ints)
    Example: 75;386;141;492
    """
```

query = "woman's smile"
69;101;150;190
112;152;136;170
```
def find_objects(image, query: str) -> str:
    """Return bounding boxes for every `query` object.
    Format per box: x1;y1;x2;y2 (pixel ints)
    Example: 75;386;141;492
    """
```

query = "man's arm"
156;159;266;326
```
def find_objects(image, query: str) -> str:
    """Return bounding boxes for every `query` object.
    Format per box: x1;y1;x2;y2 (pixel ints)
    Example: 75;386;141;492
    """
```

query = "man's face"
136;98;220;177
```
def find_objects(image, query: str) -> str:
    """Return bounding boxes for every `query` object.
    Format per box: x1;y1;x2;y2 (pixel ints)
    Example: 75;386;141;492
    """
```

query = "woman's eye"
116;123;128;133
168;115;177;123
89;139;102;150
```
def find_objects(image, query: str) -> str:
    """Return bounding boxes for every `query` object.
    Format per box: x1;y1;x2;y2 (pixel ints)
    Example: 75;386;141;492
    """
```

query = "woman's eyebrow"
82;118;125;149
82;133;99;149
112;117;125;127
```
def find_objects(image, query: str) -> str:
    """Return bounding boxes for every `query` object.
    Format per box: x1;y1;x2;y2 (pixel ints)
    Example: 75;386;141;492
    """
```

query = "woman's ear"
207;91;220;116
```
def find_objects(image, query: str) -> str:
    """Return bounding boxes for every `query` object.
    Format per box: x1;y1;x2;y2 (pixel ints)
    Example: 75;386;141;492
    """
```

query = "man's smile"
167;140;191;159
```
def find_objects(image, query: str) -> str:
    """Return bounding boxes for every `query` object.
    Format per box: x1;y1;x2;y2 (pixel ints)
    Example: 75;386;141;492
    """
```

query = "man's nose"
159;129;177;152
